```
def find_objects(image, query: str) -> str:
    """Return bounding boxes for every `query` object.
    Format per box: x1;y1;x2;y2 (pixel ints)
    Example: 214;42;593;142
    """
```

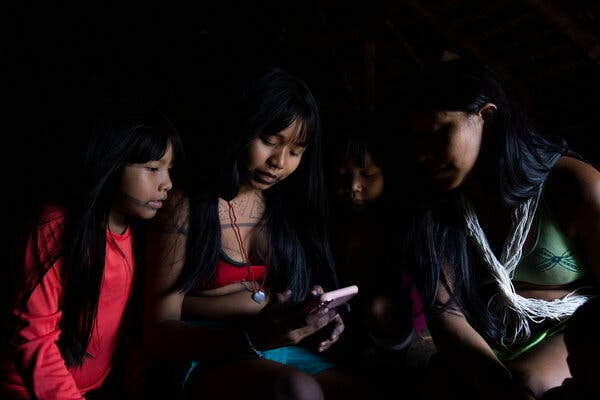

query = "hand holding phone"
302;285;359;314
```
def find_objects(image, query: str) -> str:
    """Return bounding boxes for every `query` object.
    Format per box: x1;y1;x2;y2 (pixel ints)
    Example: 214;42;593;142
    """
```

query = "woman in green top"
401;57;600;399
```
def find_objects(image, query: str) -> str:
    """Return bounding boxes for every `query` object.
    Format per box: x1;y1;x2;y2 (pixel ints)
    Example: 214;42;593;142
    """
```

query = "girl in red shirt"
1;100;183;399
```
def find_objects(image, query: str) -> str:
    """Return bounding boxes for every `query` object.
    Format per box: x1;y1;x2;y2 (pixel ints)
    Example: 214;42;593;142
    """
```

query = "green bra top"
511;196;587;286
477;194;588;287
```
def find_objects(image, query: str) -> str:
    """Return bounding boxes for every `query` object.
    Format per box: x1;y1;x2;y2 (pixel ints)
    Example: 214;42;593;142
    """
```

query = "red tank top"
207;258;267;289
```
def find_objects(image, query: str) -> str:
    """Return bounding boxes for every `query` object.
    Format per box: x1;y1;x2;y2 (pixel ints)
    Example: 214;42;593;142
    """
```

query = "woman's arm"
549;156;600;284
427;274;534;399
144;192;346;359
143;197;255;360
12;265;85;399
427;278;500;361
182;282;270;319
11;214;84;399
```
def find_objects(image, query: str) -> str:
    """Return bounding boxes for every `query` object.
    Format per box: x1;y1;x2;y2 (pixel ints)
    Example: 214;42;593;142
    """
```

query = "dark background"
4;1;600;227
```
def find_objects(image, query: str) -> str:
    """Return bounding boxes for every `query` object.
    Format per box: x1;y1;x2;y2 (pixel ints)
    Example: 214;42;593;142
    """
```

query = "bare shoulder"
546;156;600;235
548;156;600;208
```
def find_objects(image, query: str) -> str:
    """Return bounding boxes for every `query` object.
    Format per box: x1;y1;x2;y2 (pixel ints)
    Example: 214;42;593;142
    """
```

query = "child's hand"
314;313;345;352
245;288;342;351
298;285;346;352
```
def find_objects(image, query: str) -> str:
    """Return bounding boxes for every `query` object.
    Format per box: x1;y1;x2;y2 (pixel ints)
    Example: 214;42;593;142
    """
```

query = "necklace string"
461;189;588;347
227;200;267;296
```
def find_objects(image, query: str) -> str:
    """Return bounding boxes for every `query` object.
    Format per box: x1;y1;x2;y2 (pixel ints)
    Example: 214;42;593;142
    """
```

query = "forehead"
161;141;175;161
406;110;466;130
152;141;175;163
268;119;308;145
129;141;174;166
341;150;379;169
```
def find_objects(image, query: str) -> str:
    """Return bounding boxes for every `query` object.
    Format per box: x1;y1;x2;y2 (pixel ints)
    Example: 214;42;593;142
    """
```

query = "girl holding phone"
143;67;369;399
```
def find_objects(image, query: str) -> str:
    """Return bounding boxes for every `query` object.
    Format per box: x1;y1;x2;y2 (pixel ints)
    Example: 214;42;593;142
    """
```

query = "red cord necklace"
227;200;267;303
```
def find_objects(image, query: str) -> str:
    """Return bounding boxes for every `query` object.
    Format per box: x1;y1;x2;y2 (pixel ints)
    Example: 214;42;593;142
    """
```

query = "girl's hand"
313;313;345;352
294;285;346;352
245;288;341;351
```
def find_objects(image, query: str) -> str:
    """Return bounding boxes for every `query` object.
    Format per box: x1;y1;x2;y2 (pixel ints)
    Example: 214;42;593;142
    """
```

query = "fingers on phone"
310;308;338;328
305;306;329;324
277;290;292;302
311;285;324;296
318;341;331;352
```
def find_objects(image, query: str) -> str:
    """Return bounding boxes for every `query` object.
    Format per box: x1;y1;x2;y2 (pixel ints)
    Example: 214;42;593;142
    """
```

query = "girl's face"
407;110;484;190
336;151;384;211
111;142;174;231
241;119;306;191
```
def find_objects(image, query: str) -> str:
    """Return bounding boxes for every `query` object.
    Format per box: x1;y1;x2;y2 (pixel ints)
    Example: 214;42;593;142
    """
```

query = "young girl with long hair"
324;111;426;397
1;100;183;399
143;67;368;399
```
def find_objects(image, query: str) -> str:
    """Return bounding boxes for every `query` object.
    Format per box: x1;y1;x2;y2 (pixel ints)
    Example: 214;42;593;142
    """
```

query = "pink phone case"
303;285;359;314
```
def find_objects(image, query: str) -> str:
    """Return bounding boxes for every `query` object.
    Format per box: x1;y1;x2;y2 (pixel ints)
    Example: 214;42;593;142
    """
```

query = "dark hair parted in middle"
172;67;337;302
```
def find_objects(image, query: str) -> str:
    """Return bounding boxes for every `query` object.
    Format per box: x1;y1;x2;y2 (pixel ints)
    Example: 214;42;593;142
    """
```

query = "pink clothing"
1;206;134;399
402;271;426;333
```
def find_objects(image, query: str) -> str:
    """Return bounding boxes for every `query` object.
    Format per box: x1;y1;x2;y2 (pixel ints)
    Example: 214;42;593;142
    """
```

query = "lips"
350;195;364;205
254;170;278;184
148;201;163;209
348;199;367;210
149;196;167;208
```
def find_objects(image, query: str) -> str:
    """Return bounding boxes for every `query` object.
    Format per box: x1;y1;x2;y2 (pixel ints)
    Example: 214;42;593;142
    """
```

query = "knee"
269;369;324;400
510;366;549;398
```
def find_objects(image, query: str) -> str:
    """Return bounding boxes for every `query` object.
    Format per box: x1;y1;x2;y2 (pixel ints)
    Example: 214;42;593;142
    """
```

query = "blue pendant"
252;290;265;303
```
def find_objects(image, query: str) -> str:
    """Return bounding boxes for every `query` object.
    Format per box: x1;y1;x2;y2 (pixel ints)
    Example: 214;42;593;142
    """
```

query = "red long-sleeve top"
1;206;134;399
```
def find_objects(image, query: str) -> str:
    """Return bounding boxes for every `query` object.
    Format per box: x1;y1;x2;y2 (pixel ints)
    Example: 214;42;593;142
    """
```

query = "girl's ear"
478;103;498;122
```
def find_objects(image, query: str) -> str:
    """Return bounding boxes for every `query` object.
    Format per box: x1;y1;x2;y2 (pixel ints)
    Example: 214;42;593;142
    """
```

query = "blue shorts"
263;345;336;375
183;345;335;385
180;320;336;392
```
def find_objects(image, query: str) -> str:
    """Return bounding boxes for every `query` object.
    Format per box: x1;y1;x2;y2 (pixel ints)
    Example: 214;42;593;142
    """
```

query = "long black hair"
12;100;184;366
174;67;338;302
402;58;569;344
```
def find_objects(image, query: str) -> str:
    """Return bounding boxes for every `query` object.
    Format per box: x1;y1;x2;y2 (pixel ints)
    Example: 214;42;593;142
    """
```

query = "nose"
351;175;363;192
267;148;286;169
160;170;173;192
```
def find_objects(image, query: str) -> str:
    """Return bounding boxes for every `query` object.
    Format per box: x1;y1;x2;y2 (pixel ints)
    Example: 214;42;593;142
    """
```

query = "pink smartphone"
302;285;359;314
